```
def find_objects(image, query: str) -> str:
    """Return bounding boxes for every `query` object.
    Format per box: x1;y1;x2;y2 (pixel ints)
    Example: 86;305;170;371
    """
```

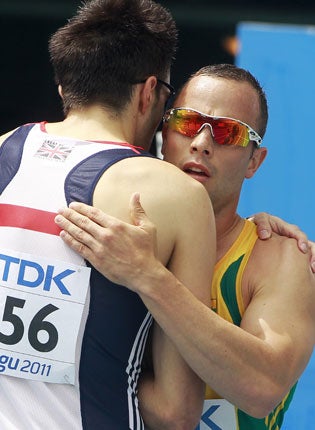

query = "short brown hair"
189;64;268;138
49;0;178;114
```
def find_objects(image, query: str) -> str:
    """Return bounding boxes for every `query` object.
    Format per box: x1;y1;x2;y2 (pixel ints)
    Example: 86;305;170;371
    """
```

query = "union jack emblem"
35;140;73;161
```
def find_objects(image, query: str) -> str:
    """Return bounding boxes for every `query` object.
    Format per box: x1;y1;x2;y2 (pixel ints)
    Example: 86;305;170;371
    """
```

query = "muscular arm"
55;195;315;418
132;183;215;429
178;237;315;417
122;239;315;418
60;158;216;430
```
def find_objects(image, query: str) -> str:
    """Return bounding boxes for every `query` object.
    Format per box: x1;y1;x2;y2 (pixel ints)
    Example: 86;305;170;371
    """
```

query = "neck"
215;209;245;262
45;105;137;145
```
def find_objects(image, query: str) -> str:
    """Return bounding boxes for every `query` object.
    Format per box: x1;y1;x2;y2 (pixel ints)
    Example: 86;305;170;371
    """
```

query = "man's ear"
138;76;158;114
245;147;267;179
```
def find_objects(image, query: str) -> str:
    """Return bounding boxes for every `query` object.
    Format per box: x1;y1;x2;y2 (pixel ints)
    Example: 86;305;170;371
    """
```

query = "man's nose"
190;124;214;156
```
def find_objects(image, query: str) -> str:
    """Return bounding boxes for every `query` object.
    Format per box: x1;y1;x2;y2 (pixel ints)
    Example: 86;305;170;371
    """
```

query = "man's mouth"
184;167;208;177
183;163;210;180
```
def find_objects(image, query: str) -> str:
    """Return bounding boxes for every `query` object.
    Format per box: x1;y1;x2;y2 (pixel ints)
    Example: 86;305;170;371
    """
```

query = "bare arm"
182;236;315;417
132;184;215;430
57;170;216;430
55;196;315;417
116;232;315;418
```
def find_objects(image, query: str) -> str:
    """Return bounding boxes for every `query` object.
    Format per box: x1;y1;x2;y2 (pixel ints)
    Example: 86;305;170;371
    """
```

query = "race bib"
196;399;237;430
0;248;90;384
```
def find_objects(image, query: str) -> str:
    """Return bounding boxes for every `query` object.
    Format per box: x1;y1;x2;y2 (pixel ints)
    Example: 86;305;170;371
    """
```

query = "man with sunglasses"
55;63;315;430
0;1;222;429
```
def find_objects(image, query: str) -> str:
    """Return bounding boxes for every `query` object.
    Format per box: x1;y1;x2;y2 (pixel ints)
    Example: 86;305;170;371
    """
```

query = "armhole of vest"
0;124;36;194
235;222;258;315
65;149;154;206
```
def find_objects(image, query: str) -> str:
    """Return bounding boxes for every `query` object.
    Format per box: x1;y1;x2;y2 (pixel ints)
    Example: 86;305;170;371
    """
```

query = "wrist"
129;260;170;297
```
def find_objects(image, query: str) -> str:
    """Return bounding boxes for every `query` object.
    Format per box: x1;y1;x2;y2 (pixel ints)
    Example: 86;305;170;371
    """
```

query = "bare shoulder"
93;154;215;273
94;154;212;218
254;233;311;268
0;128;18;147
242;232;315;337
248;233;315;297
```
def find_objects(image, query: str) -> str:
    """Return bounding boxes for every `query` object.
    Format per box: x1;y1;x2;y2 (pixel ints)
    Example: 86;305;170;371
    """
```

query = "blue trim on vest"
65;148;154;206
0;124;35;194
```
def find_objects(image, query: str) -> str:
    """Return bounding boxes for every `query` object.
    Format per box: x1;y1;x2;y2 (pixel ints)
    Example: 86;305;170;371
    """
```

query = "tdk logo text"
0;253;74;296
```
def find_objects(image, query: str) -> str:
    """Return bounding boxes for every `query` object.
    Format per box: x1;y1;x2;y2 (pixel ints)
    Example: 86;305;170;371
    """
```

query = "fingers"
55;199;159;272
55;205;123;269
67;202;114;228
59;229;93;260
308;240;315;273
274;219;309;253
55;208;93;240
55;202;137;252
251;213;310;255
56;203;118;236
296;235;310;254
249;212;271;240
54;208;97;260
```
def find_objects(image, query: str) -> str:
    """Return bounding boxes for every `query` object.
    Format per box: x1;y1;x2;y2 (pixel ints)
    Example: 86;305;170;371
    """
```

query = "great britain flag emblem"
35;139;73;161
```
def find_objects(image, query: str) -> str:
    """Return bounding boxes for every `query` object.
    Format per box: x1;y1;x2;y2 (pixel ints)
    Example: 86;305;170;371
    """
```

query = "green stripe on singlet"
267;383;297;430
238;410;268;429
237;383;297;430
220;255;244;326
219;253;297;429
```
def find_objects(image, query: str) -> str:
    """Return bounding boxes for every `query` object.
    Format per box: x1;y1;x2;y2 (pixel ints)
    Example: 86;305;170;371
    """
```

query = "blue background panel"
236;22;315;238
236;22;315;429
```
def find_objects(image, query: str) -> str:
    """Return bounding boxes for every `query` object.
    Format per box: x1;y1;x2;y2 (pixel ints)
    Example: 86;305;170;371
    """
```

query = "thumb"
129;192;148;227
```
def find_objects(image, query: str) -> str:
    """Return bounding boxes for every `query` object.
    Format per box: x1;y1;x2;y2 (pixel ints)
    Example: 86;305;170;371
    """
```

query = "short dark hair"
189;64;268;138
49;0;178;115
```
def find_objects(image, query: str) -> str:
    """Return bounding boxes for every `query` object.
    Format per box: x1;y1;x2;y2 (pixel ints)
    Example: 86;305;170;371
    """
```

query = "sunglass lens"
212;119;249;147
170;110;203;137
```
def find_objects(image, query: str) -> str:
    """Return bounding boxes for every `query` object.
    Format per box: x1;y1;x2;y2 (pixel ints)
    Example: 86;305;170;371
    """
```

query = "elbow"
141;402;202;430
243;400;277;419
239;381;290;418
155;404;202;430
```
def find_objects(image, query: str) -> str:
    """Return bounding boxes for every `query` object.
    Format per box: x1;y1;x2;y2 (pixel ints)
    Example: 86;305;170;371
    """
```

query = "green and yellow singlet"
197;220;296;430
